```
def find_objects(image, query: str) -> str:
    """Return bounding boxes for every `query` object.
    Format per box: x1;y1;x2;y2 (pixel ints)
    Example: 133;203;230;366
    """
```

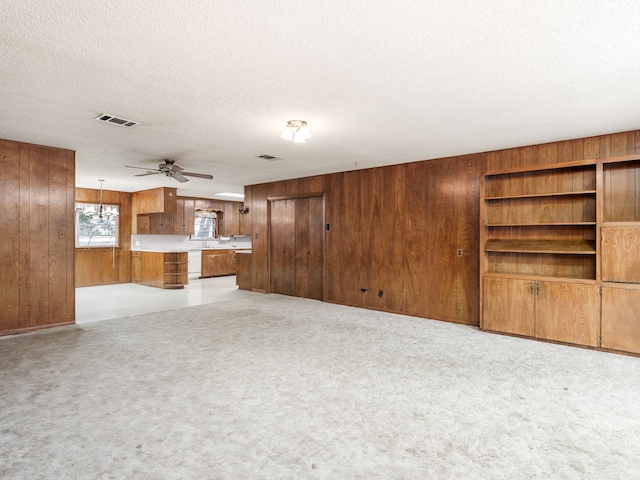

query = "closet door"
424;158;458;322
295;196;324;300
270;196;324;300
270;199;296;295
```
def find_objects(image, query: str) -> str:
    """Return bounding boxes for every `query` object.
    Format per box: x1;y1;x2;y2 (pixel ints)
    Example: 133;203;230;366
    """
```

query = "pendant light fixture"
83;179;119;219
280;120;311;143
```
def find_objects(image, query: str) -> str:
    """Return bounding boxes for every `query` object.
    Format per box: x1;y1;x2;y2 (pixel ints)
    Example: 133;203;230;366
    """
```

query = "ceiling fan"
125;159;213;183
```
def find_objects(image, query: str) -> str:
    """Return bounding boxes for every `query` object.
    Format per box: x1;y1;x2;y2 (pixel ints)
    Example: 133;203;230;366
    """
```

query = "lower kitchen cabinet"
201;249;236;277
132;251;142;283
235;252;252;290
482;276;598;347
134;252;188;289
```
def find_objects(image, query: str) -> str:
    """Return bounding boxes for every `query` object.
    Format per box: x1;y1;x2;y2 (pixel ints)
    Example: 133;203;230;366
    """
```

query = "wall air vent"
257;154;280;161
94;113;140;128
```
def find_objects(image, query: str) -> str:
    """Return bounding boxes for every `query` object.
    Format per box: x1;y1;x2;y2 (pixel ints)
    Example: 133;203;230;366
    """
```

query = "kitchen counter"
131;246;251;253
131;248;190;253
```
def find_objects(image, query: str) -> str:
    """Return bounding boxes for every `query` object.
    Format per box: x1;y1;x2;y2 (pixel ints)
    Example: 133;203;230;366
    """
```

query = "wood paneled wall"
245;129;640;326
0;139;75;334
75;188;132;287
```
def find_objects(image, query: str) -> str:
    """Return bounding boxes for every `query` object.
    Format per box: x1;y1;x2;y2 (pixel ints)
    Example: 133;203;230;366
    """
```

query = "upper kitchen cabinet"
131;187;177;233
173;197;195;236
222;201;242;236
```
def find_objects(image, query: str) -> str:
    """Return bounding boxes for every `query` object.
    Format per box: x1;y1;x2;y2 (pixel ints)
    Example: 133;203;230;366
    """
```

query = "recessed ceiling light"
217;192;244;198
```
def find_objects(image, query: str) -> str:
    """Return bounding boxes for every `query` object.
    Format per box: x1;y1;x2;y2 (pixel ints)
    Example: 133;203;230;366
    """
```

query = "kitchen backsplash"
131;234;252;251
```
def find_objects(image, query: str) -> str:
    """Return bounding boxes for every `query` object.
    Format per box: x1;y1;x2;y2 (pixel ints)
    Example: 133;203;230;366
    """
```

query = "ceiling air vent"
94;113;140;128
257;154;280;161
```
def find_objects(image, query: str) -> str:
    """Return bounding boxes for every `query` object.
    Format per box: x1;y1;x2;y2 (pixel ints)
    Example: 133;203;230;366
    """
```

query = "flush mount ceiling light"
280;120;311;143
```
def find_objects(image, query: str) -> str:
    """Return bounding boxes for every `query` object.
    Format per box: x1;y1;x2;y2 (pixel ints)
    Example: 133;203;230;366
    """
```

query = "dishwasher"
188;250;202;280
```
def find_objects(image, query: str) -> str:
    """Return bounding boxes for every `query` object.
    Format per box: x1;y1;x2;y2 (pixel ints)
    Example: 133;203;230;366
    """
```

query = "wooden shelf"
485;239;596;255
486;222;596;227
485;190;596;201
485;159;597;176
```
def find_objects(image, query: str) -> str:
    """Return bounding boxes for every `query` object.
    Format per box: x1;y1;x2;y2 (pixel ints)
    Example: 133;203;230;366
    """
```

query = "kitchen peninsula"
131;234;252;288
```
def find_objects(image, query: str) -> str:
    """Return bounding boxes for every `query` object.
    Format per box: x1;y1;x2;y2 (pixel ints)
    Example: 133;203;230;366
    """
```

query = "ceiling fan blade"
126;165;159;171
181;171;213;180
171;172;189;183
134;171;161;177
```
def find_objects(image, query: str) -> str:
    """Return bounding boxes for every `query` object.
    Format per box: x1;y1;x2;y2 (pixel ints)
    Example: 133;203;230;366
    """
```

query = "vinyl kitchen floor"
75;276;255;324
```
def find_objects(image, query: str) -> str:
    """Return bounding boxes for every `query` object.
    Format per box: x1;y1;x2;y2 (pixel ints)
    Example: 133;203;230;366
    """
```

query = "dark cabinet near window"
137;212;175;235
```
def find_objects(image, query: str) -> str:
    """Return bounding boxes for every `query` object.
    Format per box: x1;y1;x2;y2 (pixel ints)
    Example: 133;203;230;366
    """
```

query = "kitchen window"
75;203;120;247
193;209;217;239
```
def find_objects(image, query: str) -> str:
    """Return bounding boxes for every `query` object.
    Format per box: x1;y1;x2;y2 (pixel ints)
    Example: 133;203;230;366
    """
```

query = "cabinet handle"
536;282;540;295
530;282;534;294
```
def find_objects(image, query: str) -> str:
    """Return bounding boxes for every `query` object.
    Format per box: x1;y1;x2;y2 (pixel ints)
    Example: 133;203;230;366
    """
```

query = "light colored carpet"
1;293;640;479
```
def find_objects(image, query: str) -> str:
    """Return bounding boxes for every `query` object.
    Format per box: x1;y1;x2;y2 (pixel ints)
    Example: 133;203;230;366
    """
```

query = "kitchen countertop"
132;246;251;253
131;248;190;253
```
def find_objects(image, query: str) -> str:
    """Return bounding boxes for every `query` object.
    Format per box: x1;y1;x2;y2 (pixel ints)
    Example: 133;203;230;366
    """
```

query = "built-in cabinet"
481;155;640;354
599;158;640;354
175;197;195;235
131;187;177;234
236;252;252;290
133;251;188;289
201;249;237;277
131;251;142;283
135;195;242;237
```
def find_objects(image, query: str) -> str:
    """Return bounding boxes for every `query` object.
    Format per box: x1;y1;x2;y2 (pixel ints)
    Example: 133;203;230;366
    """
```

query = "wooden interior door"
534;281;598;347
270;199;296;295
482;277;535;336
295;196;324;300
425;159;459;322
270;196;324;299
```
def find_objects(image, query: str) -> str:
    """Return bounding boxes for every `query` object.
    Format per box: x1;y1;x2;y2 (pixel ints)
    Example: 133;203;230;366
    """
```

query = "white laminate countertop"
131;246;251;253
131;248;190;253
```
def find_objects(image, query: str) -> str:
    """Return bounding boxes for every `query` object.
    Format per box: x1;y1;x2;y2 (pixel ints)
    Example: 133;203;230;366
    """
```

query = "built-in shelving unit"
482;160;597;282
164;254;189;288
481;155;640;354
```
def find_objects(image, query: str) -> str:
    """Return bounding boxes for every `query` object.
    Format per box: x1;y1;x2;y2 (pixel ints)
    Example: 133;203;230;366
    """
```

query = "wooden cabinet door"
183;198;195;235
236;253;252;290
137;214;151;234
132;252;142;283
601;286;640;354
223;202;241;236
174;198;185;235
202;252;228;277
482;277;535;336
535;281;598;347
602;225;640;283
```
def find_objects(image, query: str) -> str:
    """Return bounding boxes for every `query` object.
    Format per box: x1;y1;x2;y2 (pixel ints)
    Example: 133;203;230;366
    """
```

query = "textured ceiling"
1;1;639;199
